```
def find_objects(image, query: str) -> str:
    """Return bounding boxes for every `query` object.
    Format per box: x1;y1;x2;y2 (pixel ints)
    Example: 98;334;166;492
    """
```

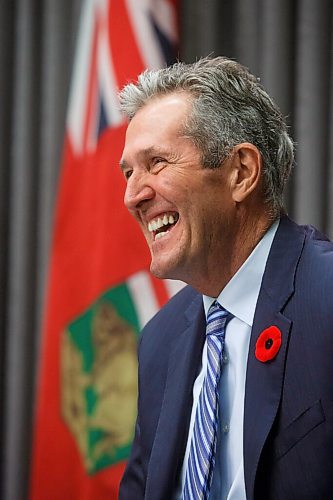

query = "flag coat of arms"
30;1;179;498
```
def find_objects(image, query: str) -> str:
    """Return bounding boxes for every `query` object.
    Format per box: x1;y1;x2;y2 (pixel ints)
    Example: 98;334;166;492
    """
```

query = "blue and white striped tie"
182;301;233;500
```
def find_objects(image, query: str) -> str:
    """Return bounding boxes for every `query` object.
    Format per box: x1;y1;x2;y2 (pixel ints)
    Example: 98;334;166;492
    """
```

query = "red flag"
30;1;179;498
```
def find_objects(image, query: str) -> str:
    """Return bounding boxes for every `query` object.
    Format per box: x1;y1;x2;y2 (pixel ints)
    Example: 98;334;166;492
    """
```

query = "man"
118;57;333;499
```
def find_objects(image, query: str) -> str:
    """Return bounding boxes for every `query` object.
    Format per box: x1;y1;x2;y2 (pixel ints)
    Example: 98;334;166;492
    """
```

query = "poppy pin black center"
265;338;273;350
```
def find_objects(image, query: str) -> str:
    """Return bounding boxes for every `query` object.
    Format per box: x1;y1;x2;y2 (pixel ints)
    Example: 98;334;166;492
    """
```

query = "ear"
229;143;262;203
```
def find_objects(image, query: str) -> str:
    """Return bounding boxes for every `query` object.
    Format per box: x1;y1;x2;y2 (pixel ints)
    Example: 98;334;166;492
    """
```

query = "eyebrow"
119;158;129;172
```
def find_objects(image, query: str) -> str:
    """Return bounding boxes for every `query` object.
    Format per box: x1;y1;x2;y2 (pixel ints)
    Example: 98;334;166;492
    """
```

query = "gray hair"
119;57;294;212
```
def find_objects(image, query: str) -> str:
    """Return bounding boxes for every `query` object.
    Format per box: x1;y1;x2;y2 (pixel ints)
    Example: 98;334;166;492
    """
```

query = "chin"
150;256;171;279
149;263;169;280
150;257;185;282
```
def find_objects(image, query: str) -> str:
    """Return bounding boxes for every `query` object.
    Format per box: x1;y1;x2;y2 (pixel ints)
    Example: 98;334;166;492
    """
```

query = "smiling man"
118;57;333;500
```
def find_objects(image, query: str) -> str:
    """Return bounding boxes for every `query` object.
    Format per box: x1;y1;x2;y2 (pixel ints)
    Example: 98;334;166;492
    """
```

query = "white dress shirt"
175;220;279;499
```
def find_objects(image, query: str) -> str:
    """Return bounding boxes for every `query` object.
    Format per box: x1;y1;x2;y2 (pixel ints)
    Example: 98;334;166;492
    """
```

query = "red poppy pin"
255;326;282;362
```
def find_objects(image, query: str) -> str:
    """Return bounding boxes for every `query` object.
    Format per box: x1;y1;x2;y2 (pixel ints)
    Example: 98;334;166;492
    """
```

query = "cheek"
156;175;177;195
190;198;222;236
158;170;198;197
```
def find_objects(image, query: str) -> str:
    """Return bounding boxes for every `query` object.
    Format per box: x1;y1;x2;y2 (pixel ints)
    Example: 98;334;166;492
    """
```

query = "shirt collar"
203;219;279;326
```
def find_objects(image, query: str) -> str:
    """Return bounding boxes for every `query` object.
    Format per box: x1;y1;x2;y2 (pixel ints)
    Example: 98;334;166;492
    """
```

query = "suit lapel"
145;294;206;500
243;216;306;499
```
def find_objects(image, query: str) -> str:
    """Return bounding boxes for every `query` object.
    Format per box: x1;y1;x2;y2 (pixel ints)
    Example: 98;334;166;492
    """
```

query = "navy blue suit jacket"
120;217;333;499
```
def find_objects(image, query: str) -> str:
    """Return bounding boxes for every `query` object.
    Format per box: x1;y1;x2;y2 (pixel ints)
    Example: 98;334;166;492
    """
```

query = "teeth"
148;213;178;233
155;231;168;240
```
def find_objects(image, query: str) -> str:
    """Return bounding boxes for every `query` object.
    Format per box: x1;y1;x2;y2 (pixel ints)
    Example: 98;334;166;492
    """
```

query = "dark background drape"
0;1;332;498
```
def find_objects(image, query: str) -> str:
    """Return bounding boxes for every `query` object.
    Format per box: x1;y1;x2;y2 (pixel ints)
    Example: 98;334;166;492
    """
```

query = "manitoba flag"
30;1;179;498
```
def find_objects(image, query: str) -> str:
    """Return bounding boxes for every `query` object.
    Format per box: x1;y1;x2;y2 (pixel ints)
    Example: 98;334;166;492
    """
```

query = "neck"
191;209;278;297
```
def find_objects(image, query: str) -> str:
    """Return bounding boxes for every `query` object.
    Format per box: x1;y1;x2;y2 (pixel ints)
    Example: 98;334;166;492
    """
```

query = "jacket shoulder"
301;222;333;271
298;223;333;308
142;284;200;334
138;284;201;355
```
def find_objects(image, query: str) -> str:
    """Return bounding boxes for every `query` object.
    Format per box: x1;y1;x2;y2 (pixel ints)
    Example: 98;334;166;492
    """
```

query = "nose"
124;172;155;211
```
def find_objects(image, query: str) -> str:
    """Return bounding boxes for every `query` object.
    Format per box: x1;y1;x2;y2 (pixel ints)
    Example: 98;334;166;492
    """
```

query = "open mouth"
148;212;179;241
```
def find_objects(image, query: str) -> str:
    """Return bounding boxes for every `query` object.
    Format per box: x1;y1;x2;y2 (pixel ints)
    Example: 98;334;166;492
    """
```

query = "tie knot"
206;301;232;337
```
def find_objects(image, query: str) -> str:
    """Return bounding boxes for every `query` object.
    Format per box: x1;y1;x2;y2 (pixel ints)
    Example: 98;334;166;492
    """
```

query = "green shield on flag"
61;283;140;474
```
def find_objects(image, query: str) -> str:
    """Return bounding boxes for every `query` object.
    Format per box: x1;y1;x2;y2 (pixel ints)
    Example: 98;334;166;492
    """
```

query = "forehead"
136;91;193;120
124;93;192;146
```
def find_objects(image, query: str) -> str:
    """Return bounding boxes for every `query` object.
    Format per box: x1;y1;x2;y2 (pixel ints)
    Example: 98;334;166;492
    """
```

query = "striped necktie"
182;301;233;500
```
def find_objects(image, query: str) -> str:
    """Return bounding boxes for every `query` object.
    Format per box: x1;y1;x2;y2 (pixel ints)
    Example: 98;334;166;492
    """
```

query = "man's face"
120;93;235;288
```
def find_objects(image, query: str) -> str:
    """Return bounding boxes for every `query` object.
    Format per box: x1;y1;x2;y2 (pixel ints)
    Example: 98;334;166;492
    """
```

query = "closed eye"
123;169;133;180
152;156;166;164
151;157;168;172
119;158;133;181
